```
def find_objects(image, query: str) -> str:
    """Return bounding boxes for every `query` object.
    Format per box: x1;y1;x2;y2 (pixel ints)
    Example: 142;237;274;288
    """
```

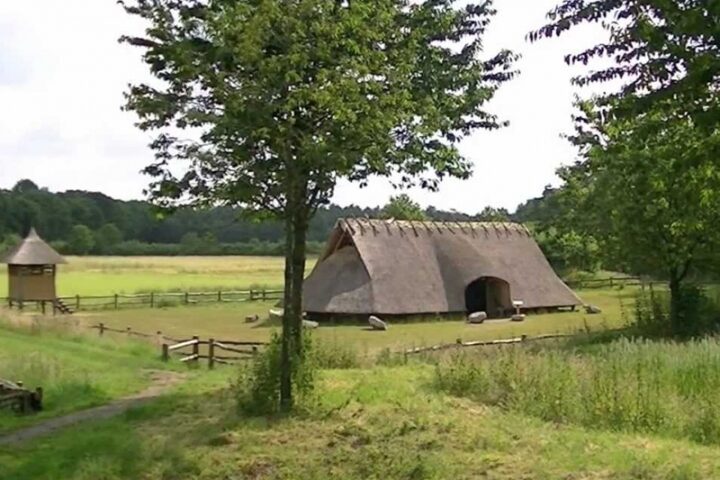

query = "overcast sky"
0;0;608;214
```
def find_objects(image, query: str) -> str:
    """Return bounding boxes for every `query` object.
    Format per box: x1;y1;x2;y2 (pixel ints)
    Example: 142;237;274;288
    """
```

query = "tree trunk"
279;185;309;412
669;270;681;335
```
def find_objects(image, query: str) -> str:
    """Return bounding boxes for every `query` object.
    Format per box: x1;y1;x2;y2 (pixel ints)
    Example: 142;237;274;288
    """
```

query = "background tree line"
0;181;531;257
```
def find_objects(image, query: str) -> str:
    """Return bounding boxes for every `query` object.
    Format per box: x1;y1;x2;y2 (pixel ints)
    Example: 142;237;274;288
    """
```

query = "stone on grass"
511;313;526;322
302;319;319;329
584;304;602;314
467;311;487;324
369;315;388;331
245;314;259;323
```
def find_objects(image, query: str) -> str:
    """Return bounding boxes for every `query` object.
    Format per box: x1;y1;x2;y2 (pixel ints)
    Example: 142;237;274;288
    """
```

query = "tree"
380;194;427;221
563;99;720;331
68;225;95;255
95;223;123;253
120;0;516;410
476;206;509;222
532;1;720;125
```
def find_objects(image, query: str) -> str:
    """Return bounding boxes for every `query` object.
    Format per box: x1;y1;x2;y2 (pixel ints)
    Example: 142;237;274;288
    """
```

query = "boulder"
268;308;283;323
584;304;602;314
467;311;487;324
302;319;319;329
511;313;526;322
244;314;259;323
369;315;388;331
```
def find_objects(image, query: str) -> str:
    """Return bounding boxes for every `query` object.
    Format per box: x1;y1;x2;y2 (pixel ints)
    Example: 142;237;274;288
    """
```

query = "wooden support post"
75;295;81;311
250;289;255;301
114;294;119;309
192;335;199;362
150;292;155;308
208;338;215;369
262;289;266;301
41;301;46;315
218;291;222;302
162;344;169;362
99;323;105;336
185;292;189;305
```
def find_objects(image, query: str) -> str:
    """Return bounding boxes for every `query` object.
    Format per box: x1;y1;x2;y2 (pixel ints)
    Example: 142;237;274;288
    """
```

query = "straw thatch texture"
2;228;66;265
303;218;581;315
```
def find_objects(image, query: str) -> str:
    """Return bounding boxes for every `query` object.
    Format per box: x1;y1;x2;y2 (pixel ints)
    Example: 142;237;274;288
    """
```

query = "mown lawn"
2;364;720;479
77;287;633;353
0;256;317;297
0;317;180;434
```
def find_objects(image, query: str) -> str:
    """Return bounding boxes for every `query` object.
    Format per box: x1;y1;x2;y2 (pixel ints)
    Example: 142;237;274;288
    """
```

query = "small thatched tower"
3;228;66;307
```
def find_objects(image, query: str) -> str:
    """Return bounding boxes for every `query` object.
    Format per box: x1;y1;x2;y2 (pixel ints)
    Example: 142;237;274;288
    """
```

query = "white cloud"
0;0;609;213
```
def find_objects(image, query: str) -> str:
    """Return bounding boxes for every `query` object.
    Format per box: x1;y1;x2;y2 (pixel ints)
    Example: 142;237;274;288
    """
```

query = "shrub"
633;285;720;338
311;339;360;369
235;333;316;415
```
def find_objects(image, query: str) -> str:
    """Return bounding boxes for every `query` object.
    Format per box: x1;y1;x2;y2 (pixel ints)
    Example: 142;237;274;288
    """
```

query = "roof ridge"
337;217;530;238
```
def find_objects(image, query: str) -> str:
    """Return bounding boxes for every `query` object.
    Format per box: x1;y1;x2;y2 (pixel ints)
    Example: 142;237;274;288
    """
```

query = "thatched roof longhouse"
303;218;581;316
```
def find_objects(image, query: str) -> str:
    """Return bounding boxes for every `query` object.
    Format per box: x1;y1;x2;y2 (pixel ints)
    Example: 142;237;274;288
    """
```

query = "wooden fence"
564;276;643;289
4;288;283;313
163;336;267;368
87;323;267;368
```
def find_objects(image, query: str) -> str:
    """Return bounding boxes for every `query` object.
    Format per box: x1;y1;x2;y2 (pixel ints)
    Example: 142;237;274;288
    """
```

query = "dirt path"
0;370;185;446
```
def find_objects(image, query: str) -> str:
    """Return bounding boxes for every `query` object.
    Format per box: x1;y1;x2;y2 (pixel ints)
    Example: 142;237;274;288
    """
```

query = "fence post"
75;295;80;311
41;301;46;315
114;294;119;310
262;289;266;301
250;289;255;301
218;291;222;303
156;331;163;346
162;343;169;362
609;278;614;288
208;338;215;369
126;327;132;338
192;335;199;363
185;292;189;305
150;292;155;308
99;323;105;336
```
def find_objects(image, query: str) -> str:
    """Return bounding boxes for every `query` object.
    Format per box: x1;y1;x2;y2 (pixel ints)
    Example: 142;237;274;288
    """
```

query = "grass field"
7;282;720;478
0;256;318;297
74;287;633;353
0;316;180;434
4;360;720;479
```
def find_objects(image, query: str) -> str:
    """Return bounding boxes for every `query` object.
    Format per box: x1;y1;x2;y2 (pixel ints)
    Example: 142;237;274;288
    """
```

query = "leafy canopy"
120;0;517;215
532;1;720;124
561;99;720;280
380;194;427;221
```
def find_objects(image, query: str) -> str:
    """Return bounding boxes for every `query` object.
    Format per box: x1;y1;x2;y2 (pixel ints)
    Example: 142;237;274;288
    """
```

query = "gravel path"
0;370;185;446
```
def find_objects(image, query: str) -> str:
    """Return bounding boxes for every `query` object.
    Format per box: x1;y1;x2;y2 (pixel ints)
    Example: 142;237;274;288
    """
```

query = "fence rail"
4;288;283;313
84;322;266;369
564;276;643;289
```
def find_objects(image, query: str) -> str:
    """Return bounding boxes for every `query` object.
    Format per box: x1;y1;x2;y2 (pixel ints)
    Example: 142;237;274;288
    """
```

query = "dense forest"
0;179;528;257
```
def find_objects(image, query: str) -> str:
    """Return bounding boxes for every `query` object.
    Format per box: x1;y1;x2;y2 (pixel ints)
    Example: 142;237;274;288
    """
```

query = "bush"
633;285;720;338
235;333;316;415
311;339;360;369
434;338;720;445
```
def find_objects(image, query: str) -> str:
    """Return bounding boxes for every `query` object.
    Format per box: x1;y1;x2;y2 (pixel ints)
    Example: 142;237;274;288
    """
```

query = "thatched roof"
2;228;66;265
303;218;581;315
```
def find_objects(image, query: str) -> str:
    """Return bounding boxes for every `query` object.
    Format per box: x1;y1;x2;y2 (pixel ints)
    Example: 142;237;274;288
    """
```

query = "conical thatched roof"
2;228;66;265
303;218;581;315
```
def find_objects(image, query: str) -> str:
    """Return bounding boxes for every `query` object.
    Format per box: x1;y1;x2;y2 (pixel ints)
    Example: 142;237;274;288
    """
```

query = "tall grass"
0;317;172;431
434;338;720;444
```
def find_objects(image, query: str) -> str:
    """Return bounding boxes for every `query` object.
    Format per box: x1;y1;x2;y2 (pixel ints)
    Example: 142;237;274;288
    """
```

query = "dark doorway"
465;278;488;314
465;276;511;316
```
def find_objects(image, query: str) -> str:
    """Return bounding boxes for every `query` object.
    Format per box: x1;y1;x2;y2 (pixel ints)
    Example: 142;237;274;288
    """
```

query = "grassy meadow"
73;287;632;353
4;354;720;479
7;256;719;478
0;315;180;434
0;256;317;297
